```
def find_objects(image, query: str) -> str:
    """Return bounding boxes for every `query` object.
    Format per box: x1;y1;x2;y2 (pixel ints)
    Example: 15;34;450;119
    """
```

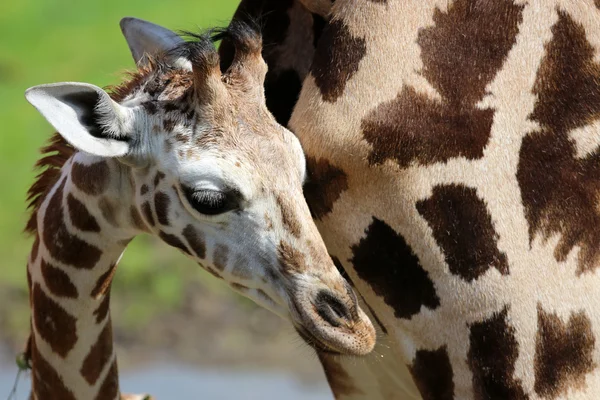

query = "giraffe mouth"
293;324;342;355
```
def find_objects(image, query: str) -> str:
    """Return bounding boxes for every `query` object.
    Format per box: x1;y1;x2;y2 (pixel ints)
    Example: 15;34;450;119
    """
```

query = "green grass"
0;0;239;333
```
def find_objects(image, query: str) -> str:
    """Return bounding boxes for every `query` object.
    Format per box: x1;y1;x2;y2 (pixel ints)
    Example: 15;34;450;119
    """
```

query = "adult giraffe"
218;0;600;398
22;22;375;399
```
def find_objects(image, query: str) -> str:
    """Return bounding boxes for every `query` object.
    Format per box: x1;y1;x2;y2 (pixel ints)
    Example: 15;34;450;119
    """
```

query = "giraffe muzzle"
290;286;376;356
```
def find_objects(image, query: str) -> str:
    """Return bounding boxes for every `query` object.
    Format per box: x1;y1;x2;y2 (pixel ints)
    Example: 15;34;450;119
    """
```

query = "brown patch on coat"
93;359;119;400
468;307;528;400
312;19;366;102
409;346;455;400
91;264;117;299
182;225;206;259
364;0;524;167
32;282;77;358
303;157;348;220
153;171;165;187
278;240;306;274
93;293;111;324
141;201;156;227
350;217;440;319
318;352;362;396
277;193;302;237
154;191;171;226
596;0;600;9
159;231;191;255
80;322;113;385
164;119;177;133
43;178;102;269
130;205;148;232
517;11;600;274
41;259;78;298
213;244;229;271
30;236;40;263
140;184;149;195
67;193;100;232
71;161;110;195
416;184;509;282
98;197;118;227
534;305;596;398
231;282;249;292
31;338;76;400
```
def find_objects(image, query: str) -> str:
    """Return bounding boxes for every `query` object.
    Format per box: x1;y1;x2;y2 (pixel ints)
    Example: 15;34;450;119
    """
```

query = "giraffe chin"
289;297;376;357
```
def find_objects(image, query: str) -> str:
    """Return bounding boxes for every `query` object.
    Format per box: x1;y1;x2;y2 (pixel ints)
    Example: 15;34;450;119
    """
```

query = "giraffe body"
224;0;600;398
23;21;375;399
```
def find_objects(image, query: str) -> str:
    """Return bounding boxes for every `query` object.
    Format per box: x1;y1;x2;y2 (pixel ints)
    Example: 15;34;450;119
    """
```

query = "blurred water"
0;364;332;400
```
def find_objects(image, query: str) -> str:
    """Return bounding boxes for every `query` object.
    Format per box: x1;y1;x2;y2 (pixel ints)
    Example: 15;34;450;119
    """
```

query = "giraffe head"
24;18;375;356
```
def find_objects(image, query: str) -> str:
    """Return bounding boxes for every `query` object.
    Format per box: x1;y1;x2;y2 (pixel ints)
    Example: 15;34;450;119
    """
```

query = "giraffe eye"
182;186;237;216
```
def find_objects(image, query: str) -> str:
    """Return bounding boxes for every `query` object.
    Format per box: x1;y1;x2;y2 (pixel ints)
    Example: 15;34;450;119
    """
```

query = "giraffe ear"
120;17;190;69
25;82;133;158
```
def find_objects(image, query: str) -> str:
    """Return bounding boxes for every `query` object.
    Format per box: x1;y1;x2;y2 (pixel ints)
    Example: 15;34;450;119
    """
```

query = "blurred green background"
0;0;324;384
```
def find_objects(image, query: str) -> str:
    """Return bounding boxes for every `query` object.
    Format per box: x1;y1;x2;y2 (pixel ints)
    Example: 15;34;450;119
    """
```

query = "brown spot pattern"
154;192;171;226
534;305;595;398
80;322;113;385
71;161;109;195
31;236;40;264
318;352;362;396
416;184;509;282
231;282;249;292
32;283;77;358
31;340;76;400
517;11;600;274
364;0;524;167
468;307;528;399
94;359;119;400
164;119;176;132
182;225;206;259
130;205;148;231
350;218;440;319
43;178;102;269
141;201;155;227
98;197;118;227
93;293;111;324
159;231;191;255
140;184;149;195
41;259;78;298
312;19;366;102
153;171;165;187
409;346;455;400
213;244;229;271
304;157;348;220
278;240;306;274
91;264;117;298
67;193;100;232
277;193;302;237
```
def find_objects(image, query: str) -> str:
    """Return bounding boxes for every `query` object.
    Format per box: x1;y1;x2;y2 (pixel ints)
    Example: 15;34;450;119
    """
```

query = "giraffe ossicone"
23;18;375;399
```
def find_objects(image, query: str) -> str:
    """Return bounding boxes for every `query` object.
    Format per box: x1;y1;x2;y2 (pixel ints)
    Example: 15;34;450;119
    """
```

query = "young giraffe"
215;0;600;398
22;21;376;399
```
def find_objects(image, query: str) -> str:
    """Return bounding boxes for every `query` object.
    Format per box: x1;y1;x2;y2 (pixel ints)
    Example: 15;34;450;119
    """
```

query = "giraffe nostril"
314;290;352;328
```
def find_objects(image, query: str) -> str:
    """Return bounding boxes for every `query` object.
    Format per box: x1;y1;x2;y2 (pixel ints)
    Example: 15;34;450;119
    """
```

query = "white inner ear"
25;82;131;158
120;17;191;70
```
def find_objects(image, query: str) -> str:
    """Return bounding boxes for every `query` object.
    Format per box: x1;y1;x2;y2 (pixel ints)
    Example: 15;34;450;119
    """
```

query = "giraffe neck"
28;153;141;400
